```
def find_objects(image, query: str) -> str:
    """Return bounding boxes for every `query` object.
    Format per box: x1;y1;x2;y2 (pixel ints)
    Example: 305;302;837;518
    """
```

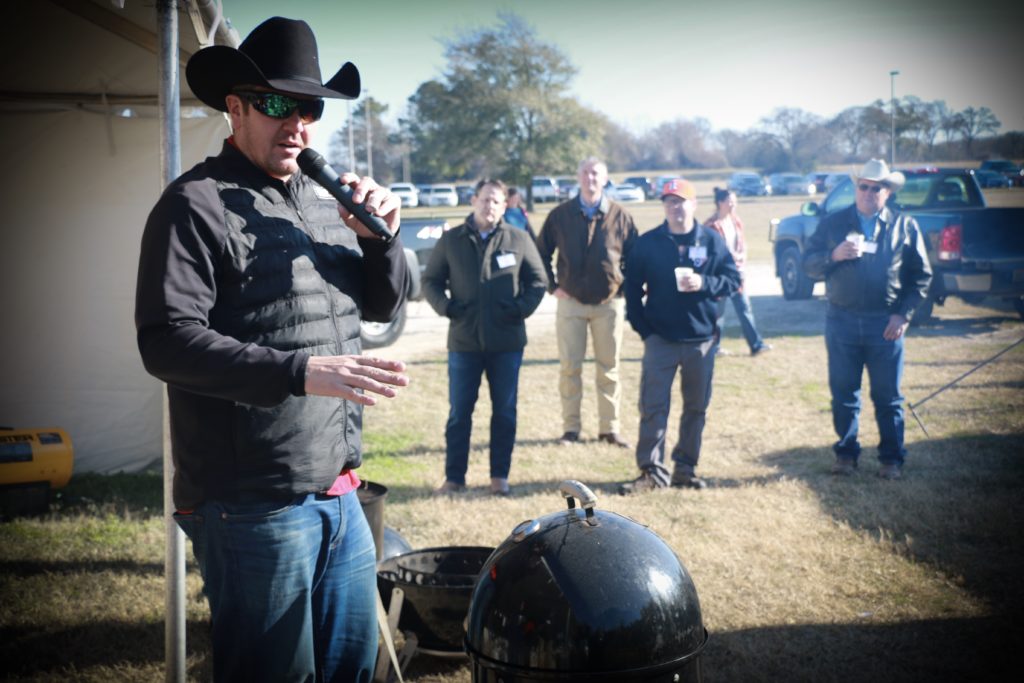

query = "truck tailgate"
929;207;1024;297
962;208;1024;262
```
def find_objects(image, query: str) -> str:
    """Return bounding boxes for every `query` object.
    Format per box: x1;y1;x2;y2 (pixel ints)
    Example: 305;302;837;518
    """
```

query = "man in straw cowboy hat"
135;17;409;680
804;159;931;481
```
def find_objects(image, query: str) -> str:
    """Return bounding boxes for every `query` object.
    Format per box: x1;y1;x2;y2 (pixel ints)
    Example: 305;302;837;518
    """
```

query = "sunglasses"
234;91;324;124
857;183;884;193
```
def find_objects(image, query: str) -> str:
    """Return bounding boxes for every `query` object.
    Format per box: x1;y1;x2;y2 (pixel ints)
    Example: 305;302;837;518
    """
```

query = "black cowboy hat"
186;16;360;112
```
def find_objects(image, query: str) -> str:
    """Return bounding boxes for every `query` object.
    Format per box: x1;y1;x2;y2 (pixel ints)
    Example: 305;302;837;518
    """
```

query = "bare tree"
327;97;400;184
599;116;642;171
916;99;952;158
756;107;832;172
637;118;724;170
958;106;1001;156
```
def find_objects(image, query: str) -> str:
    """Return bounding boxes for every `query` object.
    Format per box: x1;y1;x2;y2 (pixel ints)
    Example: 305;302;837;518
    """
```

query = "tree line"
327;13;1021;197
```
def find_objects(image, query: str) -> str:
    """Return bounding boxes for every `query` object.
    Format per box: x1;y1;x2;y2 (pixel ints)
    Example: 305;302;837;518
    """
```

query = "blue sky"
221;0;1022;139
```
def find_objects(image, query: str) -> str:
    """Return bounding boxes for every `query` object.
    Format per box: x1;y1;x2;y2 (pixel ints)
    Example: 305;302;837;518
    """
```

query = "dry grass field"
2;183;1023;682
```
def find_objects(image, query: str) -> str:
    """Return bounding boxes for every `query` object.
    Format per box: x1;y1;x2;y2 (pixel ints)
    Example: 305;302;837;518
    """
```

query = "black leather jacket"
803;204;932;318
135;142;407;509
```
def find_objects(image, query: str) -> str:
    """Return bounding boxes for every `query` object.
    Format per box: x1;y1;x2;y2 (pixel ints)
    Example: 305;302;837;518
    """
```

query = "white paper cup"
847;233;864;257
675;267;693;291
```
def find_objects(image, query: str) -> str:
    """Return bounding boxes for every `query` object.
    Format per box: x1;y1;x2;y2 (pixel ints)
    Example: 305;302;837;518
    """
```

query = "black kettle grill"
464;480;708;682
377;545;494;654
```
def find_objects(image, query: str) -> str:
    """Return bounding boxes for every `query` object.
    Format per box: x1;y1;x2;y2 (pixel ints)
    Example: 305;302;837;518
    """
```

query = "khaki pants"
555;296;625;434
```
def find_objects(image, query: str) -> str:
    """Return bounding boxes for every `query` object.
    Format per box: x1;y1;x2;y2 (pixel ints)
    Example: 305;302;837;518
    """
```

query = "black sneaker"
619;472;664;495
751;343;773;356
598;432;631;449
671;474;707;490
558;431;580;446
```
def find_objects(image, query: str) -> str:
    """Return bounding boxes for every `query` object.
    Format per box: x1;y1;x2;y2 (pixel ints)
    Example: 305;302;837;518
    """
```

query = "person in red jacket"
704;187;771;356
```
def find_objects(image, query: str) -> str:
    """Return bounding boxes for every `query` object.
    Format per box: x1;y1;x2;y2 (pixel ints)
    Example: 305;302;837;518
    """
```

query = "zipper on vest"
287;184;345;354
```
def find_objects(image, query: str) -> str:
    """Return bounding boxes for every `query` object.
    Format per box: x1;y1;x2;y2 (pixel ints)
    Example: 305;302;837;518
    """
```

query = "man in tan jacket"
537;157;638;448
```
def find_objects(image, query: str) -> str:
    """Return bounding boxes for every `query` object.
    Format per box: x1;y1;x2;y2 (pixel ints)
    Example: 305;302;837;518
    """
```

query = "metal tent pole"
156;2;186;682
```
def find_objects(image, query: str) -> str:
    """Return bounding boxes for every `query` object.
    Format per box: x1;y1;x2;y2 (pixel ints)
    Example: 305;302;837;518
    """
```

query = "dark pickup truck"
768;168;1024;323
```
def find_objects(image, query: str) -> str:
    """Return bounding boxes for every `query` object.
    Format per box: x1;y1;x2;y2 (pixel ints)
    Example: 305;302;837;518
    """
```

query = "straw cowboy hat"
186;17;360;112
854;159;905;190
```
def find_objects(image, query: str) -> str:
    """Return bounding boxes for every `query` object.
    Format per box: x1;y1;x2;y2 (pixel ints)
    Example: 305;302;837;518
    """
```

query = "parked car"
455;183;476;205
419;183;459;207
973;169;1010;189
388;182;419;208
531;176;560;202
556;177;578;201
623;175;654;199
979;159;1024;187
360;218;451;348
608;183;645;203
768;168;1024;324
727;172;769;197
652;175;681;198
768;173;815;196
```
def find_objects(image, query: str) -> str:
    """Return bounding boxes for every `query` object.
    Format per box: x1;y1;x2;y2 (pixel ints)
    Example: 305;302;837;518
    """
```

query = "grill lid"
465;480;706;675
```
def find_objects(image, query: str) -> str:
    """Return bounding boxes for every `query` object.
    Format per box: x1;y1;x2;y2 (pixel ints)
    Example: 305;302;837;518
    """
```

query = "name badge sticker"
497;252;517;269
688;246;708;267
862;241;878;254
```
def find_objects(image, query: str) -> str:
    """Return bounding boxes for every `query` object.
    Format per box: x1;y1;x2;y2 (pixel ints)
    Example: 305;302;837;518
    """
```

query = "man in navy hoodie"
621;179;740;493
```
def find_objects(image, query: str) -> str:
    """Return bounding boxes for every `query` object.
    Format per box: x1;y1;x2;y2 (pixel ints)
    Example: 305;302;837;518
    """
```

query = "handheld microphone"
296;148;395;242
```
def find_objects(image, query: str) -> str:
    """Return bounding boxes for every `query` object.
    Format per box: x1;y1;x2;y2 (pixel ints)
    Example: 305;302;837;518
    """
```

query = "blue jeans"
445;350;523;484
717;288;766;352
825;306;907;465
175;490;378;682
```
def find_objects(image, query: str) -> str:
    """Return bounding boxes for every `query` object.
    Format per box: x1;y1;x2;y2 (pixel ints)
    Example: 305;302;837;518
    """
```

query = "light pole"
346;100;355;171
890;70;899;167
364;90;373;178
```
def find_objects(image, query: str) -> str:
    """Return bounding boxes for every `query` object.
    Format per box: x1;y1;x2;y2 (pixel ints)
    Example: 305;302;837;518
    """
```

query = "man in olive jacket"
423;179;548;495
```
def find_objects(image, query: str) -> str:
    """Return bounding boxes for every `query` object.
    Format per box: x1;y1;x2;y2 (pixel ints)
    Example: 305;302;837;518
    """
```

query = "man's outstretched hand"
305;355;409;405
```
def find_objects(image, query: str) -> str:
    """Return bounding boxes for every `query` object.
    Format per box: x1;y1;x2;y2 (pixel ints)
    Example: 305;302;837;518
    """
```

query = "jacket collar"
220;139;295;200
464;214;508;237
578;193;610;216
654;219;702;238
848;202;894;225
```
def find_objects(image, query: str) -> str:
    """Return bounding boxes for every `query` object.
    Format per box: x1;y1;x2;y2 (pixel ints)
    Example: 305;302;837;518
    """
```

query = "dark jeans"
825;306;906;465
174;490;377;682
445;350;524;484
634;335;716;485
716;288;766;352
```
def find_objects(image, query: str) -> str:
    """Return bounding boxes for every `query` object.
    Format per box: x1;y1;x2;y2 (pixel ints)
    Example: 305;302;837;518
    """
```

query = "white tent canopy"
0;0;235;474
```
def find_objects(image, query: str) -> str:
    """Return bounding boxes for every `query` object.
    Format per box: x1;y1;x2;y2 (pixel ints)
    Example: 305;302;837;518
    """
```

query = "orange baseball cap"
661;178;697;201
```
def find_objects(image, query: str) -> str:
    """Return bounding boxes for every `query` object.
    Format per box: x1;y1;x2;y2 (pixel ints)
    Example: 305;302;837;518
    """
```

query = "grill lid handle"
559;480;597;519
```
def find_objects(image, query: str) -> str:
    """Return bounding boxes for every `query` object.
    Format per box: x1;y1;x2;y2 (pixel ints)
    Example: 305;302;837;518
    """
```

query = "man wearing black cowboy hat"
135;17;409;682
804;159;931;481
